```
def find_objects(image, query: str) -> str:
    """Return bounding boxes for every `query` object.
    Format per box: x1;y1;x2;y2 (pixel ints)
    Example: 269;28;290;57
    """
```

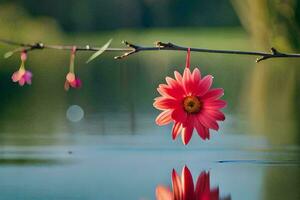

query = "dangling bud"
64;46;82;91
20;51;27;62
11;50;33;86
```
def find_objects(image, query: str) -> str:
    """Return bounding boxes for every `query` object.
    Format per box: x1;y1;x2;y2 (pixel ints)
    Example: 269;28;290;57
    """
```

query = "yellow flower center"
183;96;202;114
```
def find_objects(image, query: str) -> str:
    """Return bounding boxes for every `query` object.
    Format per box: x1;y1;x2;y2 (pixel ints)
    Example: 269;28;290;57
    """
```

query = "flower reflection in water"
156;166;231;200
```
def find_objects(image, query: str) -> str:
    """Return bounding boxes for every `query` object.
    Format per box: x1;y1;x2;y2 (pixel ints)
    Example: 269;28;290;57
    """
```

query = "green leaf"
4;51;14;59
86;39;112;63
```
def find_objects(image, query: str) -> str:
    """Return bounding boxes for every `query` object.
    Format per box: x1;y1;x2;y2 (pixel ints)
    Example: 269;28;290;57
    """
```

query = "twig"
1;39;300;62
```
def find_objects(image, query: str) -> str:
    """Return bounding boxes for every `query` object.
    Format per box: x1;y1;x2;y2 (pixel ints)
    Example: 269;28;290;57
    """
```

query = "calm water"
0;115;299;200
0;41;300;199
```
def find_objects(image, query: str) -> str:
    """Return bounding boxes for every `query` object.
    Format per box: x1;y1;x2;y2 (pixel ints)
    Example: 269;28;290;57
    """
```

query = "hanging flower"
64;72;82;91
11;51;33;86
64;46;82;91
153;49;226;145
155;166;230;200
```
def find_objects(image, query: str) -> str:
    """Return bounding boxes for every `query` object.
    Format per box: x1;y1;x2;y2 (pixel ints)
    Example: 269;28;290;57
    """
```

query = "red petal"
158;84;185;99
157;84;169;95
181;166;195;200
156;110;172;126
171;108;188;124
201;88;224;101
195;172;210;199
172;122;182;140
204;109;225;121
174;71;183;83
196;75;213;96
204;100;227;109
195;172;220;200
181;122;194;145
210;188;220;200
197;114;219;131
153;97;179;110
183;68;193;95
194;120;210;140
192;68;201;85
165;77;177;87
172;169;183;200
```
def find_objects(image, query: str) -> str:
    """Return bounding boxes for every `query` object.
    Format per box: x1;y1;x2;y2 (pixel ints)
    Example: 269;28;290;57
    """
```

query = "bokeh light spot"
66;105;84;122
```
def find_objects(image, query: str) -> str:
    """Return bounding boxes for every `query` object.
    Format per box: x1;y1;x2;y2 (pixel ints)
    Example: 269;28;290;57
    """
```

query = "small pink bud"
12;70;32;86
21;52;27;61
71;46;76;55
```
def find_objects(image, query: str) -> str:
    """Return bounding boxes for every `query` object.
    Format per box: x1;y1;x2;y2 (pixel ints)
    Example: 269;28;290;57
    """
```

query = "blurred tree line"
1;0;300;51
231;0;300;144
231;0;300;51
3;0;300;51
10;0;239;31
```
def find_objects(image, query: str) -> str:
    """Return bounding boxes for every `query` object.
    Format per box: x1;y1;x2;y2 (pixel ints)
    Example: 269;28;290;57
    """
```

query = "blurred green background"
0;0;299;145
0;1;300;199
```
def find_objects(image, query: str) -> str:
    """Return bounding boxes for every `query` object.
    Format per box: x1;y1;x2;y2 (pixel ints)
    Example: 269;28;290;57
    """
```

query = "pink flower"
64;46;82;91
156;166;230;200
12;69;32;86
64;72;82;91
11;51;33;86
153;68;226;145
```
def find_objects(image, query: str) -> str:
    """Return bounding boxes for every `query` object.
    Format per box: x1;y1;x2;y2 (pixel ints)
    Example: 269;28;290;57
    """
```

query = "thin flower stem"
1;39;300;62
186;48;191;68
69;46;76;73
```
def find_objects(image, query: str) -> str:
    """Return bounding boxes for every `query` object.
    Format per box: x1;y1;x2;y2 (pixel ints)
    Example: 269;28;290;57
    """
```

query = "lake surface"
0;30;299;199
0;113;299;200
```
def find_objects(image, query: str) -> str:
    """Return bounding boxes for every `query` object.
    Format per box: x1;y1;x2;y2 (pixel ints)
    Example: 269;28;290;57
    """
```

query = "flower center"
183;96;202;114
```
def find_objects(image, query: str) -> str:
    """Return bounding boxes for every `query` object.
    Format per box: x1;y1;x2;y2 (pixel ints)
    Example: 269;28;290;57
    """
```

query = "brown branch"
1;39;300;62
